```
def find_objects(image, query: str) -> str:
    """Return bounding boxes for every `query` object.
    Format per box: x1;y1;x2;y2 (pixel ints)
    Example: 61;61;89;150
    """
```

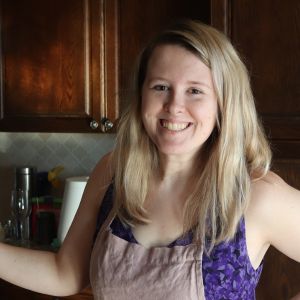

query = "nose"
163;90;184;115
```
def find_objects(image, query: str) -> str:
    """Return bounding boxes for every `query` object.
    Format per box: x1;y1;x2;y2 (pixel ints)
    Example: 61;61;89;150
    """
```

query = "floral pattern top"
94;183;263;300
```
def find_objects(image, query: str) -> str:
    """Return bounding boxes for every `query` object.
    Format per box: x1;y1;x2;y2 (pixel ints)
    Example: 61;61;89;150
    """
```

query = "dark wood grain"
0;0;119;132
230;0;300;142
210;0;231;35
2;0;87;115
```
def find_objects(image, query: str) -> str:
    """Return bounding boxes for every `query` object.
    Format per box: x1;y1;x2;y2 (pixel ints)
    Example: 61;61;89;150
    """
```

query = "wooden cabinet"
212;0;300;161
0;0;211;133
211;1;300;299
0;0;119;132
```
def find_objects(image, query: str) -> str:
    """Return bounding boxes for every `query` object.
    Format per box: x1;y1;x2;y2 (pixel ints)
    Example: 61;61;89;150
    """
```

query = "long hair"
111;20;271;250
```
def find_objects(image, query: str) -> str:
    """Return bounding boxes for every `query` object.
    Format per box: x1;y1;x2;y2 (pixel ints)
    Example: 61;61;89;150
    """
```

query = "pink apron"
90;211;205;299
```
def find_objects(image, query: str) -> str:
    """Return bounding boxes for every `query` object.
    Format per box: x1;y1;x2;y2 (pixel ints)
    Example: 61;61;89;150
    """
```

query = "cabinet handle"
101;118;114;131
90;120;99;130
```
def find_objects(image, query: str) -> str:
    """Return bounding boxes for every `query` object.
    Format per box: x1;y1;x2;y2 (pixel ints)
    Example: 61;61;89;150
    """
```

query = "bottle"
14;166;37;196
13;166;37;240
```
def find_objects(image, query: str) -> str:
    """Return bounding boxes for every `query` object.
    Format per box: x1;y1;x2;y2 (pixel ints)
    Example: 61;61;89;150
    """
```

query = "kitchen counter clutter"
3;194;62;251
4;193;63;248
6;166;88;248
0;177;93;300
4;175;88;249
7;165;64;245
31;196;62;246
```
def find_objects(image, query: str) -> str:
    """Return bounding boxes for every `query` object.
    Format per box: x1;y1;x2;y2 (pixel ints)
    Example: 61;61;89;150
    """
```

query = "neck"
156;153;201;184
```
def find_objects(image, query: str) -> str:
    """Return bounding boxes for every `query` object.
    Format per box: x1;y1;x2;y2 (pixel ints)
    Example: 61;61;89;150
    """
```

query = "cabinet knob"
101;118;114;131
90;120;99;130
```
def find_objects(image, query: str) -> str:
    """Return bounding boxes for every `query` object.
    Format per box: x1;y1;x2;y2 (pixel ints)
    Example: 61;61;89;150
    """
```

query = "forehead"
145;44;213;85
148;44;200;66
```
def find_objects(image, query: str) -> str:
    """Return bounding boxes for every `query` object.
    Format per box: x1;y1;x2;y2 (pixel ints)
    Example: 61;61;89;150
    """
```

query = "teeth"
162;121;189;131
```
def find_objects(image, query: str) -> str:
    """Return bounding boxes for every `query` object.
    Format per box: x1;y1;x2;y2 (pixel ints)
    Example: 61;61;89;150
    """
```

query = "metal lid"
15;166;37;175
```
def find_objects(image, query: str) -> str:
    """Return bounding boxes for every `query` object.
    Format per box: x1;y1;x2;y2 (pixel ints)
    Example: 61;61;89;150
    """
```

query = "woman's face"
141;44;218;160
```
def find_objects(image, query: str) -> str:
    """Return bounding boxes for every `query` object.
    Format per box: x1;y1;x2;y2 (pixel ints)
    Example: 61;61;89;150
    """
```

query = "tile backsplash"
0;132;115;221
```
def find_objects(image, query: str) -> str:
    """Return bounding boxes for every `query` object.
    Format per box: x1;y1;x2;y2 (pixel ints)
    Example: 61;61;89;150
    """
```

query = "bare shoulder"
247;171;300;262
252;170;287;190
248;170;298;218
250;171;297;210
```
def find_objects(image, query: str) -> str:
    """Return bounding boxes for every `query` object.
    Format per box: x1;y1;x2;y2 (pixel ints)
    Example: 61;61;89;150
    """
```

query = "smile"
161;120;191;131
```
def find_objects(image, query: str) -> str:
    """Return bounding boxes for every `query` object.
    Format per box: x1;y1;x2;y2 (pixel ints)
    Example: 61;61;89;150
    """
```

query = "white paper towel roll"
57;176;88;244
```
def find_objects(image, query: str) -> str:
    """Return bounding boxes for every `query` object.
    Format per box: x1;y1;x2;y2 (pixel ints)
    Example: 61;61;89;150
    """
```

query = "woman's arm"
0;153;113;296
248;171;300;263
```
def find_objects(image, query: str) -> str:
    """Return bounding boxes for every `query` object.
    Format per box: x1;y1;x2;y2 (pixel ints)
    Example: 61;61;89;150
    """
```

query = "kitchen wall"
0;132;115;221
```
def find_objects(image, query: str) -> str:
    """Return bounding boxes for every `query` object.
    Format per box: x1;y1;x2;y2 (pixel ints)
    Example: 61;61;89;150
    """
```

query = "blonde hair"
112;20;271;250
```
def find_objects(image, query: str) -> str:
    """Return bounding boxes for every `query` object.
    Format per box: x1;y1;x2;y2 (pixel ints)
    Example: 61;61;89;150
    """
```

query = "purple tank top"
94;183;263;300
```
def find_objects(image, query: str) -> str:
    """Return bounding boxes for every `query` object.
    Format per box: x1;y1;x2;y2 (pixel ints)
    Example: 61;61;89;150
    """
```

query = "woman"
1;20;300;299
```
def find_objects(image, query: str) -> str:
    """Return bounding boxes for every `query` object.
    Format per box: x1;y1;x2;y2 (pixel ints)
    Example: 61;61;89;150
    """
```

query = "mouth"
160;119;192;131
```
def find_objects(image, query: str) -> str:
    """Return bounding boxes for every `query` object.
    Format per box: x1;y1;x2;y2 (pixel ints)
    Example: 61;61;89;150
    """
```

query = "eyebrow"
147;77;212;88
187;80;212;90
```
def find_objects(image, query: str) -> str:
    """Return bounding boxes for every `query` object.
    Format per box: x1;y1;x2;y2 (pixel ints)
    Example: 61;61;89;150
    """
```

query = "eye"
152;85;169;91
188;88;203;95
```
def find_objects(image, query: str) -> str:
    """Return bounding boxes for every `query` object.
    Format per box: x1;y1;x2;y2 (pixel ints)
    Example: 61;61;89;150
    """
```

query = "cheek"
193;104;218;132
205;101;218;120
142;96;162;119
193;103;217;119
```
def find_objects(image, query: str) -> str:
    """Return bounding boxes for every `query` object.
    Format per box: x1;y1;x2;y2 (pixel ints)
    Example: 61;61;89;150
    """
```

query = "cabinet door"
0;0;118;132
